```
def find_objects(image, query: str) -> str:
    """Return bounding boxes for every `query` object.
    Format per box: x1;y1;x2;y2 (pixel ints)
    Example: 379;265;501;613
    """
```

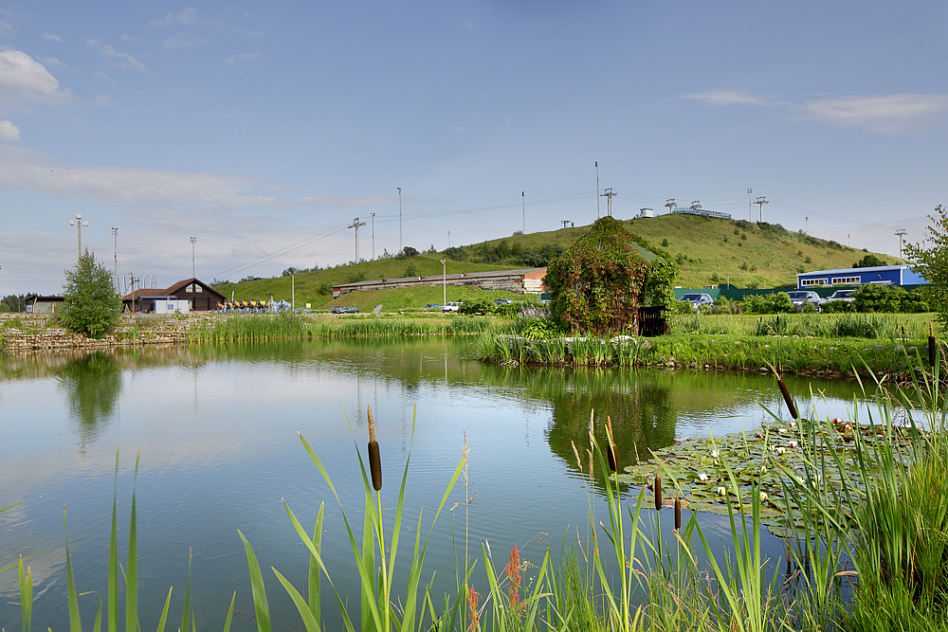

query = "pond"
0;338;886;629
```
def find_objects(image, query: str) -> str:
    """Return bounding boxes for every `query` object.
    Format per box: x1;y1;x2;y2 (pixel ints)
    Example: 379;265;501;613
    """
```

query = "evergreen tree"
60;250;123;337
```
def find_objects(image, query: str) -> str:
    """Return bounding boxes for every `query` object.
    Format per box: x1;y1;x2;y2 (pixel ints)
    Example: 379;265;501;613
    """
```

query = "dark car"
330;306;359;314
494;299;513;305
424;303;442;309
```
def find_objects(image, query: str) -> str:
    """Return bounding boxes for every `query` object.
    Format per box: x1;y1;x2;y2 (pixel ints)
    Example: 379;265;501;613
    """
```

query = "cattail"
674;494;682;531
606;416;618;472
367;406;382;491
929;321;937;367
777;378;798;420
654;474;663;512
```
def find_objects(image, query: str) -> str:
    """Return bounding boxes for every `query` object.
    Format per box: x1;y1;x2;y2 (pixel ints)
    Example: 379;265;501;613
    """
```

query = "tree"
853;254;887;268
904;205;948;326
60;250;123;337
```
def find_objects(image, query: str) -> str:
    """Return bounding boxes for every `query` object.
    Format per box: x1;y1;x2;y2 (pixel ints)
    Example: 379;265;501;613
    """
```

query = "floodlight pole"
69;214;88;258
397;187;402;253
522;191;525;234
371;213;376;260
112;227;119;292
755;196;769;222
595;161;600;218
440;259;446;306
190;236;196;279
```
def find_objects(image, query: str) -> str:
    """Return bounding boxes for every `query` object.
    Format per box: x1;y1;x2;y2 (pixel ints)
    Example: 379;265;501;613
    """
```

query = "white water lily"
789;441;798;448
710;449;720;458
795;476;805;486
759;492;768;503
777;428;788;434
717;486;727;497
698;472;708;482
788;421;797;428
776;446;786;455
760;465;768;474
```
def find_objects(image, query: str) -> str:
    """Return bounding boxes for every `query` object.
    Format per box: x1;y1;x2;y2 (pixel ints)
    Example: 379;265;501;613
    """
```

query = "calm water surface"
0;338;884;629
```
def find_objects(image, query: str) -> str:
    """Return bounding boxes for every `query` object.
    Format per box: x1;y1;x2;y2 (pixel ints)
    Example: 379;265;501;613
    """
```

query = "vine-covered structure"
545;217;678;336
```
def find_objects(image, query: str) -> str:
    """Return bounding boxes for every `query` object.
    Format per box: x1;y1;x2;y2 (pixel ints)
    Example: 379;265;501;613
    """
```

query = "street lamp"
397;187;402;253
371;212;376;260
69;214;88;258
440;259;446;306
190;237;196;279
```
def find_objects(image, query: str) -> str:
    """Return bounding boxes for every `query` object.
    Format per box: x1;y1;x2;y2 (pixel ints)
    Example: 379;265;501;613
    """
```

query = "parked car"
680;293;714;309
442;302;461;313
825;289;856;303
787;291;824;311
330;306;359;314
493;299;513;305
424;303;442;309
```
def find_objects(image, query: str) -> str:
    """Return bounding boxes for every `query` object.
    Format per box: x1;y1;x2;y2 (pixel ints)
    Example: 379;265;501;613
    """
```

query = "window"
801;278;826;287
831;276;860;285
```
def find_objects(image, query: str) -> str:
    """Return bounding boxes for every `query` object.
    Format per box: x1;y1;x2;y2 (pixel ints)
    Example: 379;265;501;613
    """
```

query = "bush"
854;284;905;312
60;251;123;337
443;247;468;261
822;299;854;313
458;298;495;315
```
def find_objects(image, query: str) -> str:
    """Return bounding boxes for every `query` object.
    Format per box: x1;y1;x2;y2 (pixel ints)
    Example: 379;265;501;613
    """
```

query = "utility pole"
562;220;571;229
747;188;752;221
448;231;451;248
190;236;196;279
371;212;376;260
397;187;402;253
522;191;525;234
601;188;617;217
805;217;808;234
111;227;118;293
595;161;600;218
895;229;907;258
665;199;676;215
755;196;769;222
348;217;366;263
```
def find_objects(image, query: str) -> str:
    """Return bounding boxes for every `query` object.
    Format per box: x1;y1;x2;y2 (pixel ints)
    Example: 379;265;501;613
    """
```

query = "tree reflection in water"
57;351;122;442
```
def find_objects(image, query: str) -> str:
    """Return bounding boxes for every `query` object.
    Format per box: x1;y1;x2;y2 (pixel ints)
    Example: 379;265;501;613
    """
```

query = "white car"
441;302;461;313
787;291;824;311
825;289;856;303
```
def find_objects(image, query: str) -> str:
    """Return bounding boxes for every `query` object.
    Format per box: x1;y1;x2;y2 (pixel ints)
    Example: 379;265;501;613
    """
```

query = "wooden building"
123;278;226;313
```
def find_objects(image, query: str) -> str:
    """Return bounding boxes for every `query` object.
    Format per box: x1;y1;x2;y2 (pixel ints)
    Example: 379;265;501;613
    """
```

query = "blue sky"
1;1;946;295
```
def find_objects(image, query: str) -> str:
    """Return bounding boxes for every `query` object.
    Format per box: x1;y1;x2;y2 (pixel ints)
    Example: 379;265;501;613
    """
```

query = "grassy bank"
474;312;942;377
7;357;948;631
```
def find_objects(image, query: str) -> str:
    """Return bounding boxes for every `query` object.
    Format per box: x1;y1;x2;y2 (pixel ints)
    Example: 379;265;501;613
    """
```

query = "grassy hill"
214;215;899;308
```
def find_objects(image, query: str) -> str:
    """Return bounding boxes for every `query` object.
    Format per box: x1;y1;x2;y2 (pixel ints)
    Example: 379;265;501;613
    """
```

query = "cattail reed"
930;321;937;367
367;406;382;491
777;378;798;420
606;416;618;472
654;474;663;512
674;494;682;531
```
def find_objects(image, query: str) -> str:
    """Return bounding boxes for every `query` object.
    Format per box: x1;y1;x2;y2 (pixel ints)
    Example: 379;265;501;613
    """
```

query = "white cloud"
224;52;260;64
0;50;70;109
0;20;14;36
40;32;62;42
85;39;146;71
800;94;948;132
684;90;948;133
40;57;70;71
0;119;20;141
163;32;206;50
151;7;197;27
682;91;777;107
0;144;385;210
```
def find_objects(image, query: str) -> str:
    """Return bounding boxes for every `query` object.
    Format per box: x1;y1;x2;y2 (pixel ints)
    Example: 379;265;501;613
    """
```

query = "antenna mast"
601;188;616;217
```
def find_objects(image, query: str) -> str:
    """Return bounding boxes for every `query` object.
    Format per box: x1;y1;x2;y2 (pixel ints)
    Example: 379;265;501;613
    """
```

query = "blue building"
796;265;928;289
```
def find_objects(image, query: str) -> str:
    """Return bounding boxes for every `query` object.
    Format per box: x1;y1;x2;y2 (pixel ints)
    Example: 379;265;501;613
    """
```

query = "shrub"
459;298;495;315
854;284;905;312
822;299;854;313
60;251;123;337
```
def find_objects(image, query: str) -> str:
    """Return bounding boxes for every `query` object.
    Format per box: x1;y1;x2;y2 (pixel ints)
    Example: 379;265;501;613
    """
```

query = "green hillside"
214;214;899;308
